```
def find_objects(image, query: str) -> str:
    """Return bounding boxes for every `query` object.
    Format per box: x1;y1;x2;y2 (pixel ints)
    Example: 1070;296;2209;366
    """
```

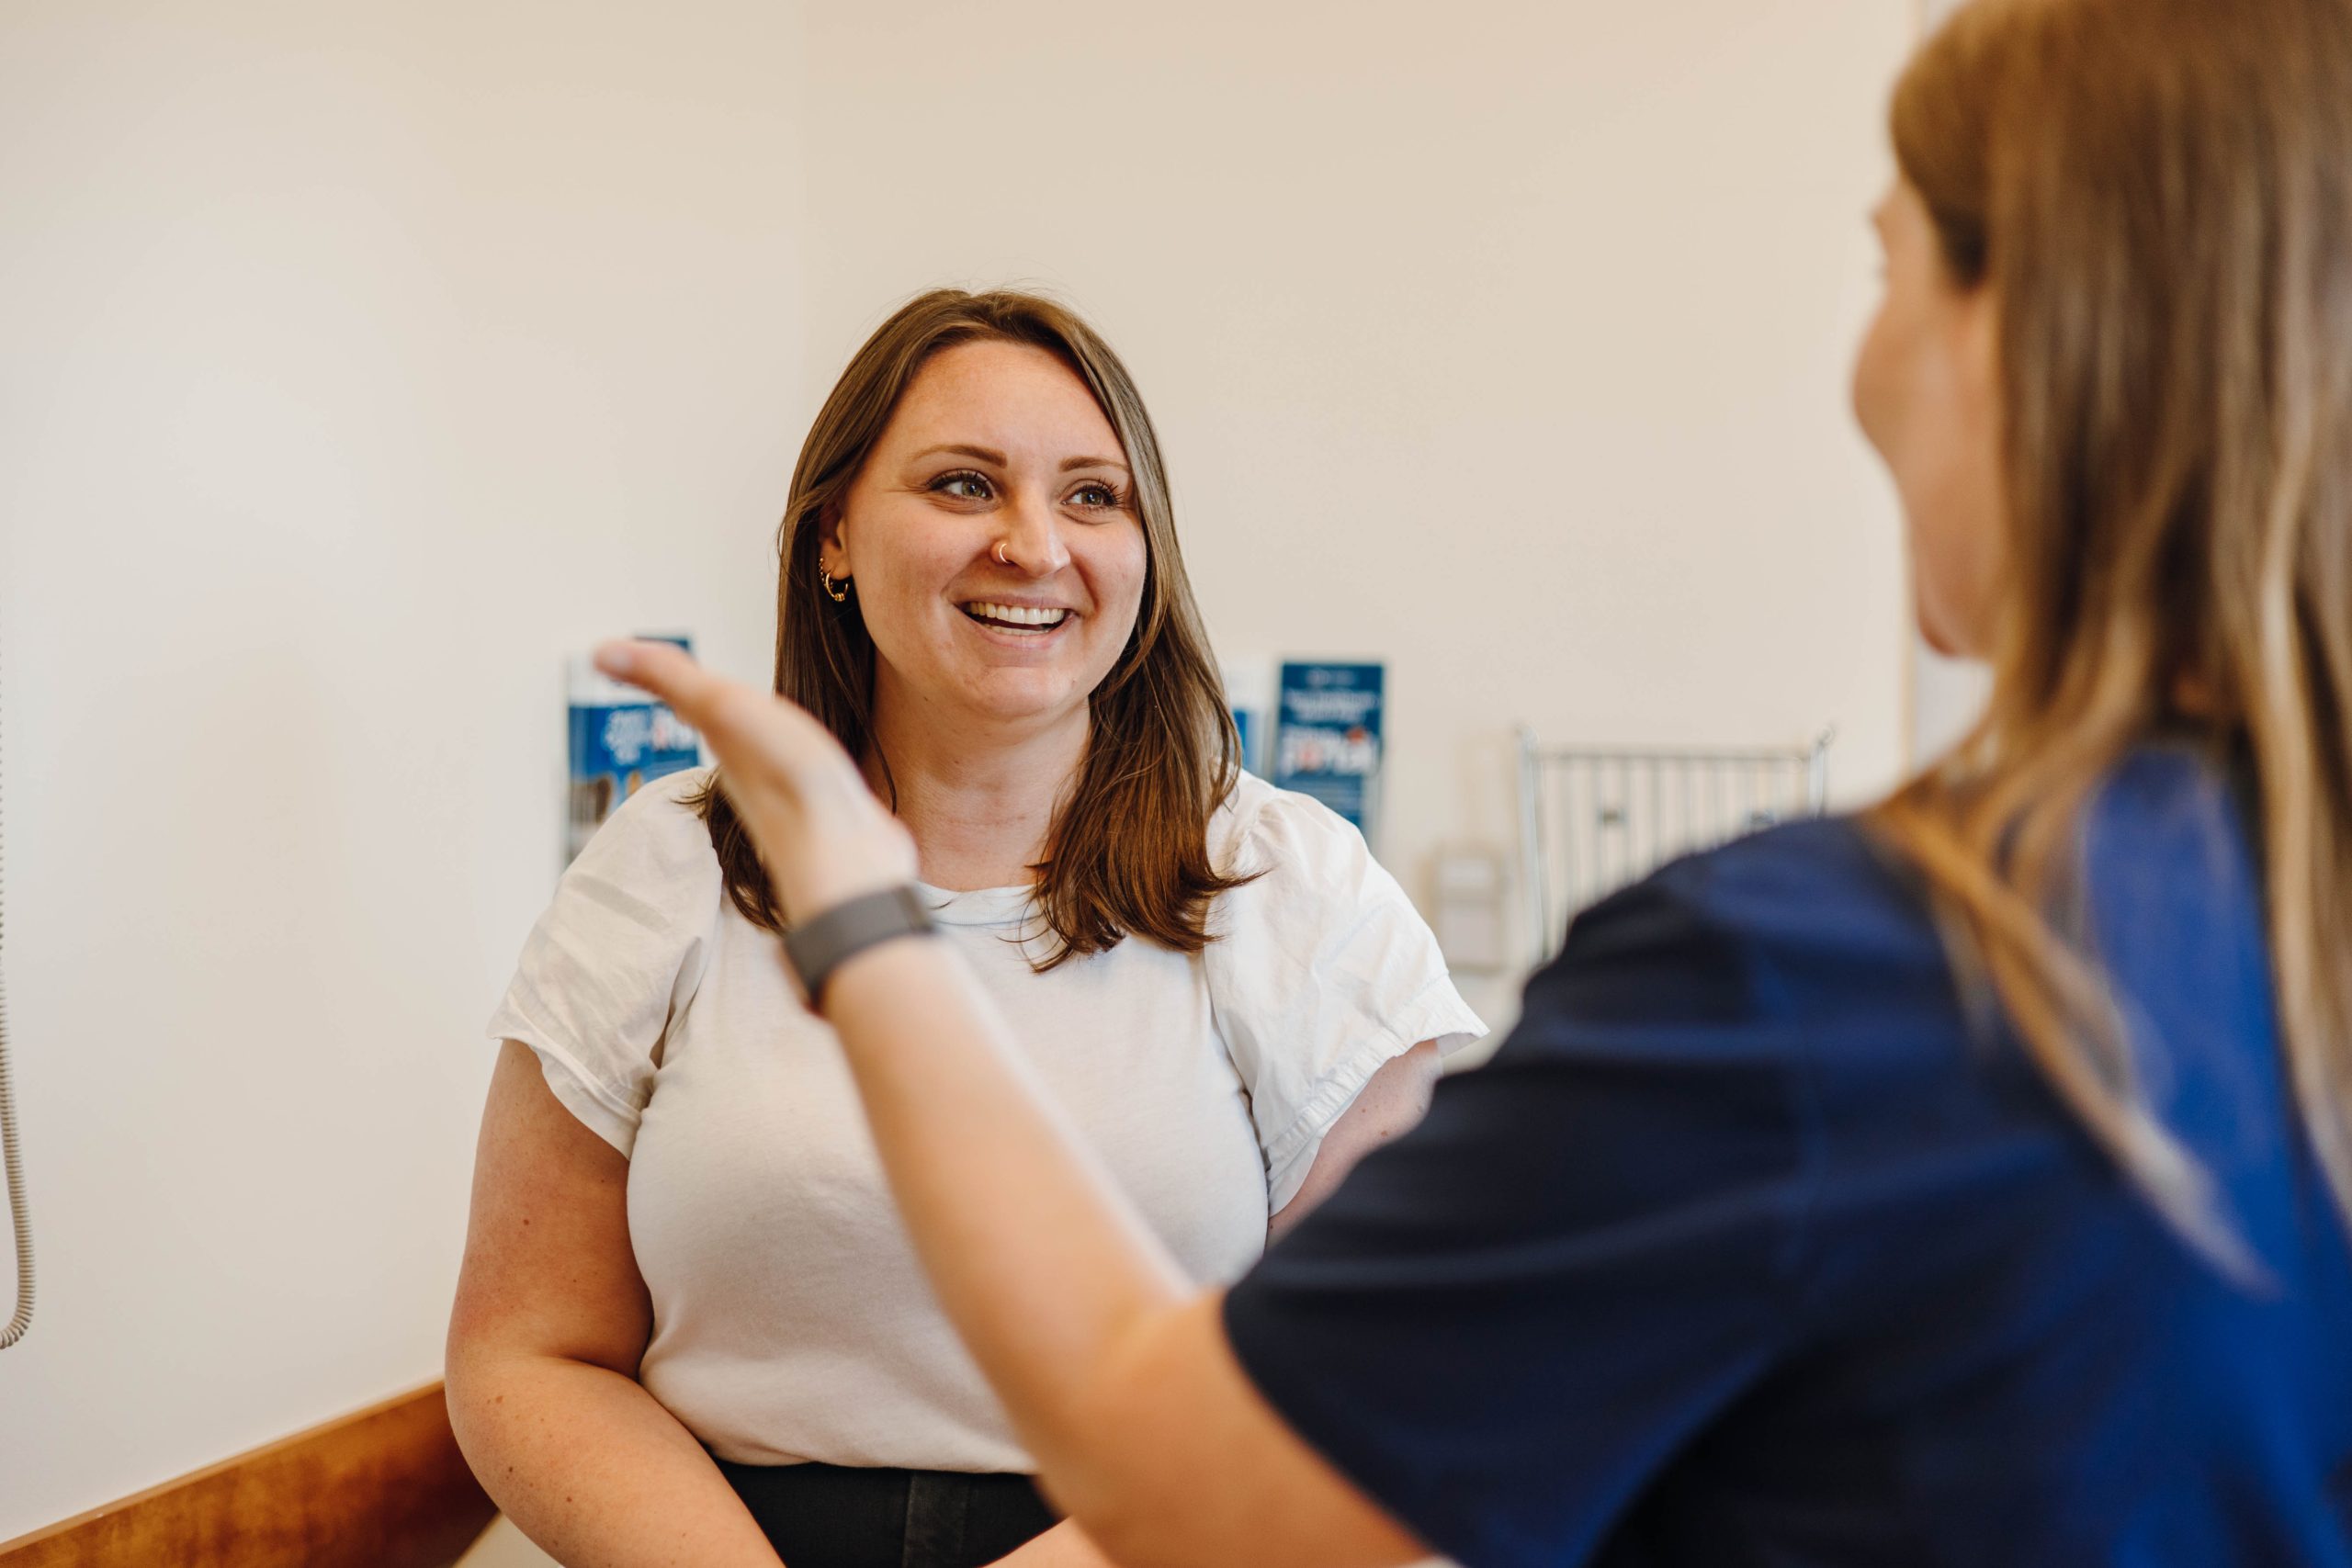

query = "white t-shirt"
485;767;1484;1472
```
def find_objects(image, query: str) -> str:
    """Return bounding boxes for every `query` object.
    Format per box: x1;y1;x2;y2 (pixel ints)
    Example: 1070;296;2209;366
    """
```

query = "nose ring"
993;540;1012;567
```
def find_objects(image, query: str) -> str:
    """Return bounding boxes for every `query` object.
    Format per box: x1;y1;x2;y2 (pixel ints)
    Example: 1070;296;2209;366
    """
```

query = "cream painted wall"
794;0;1917;1006
1;0;1918;1551
0;1;807;1540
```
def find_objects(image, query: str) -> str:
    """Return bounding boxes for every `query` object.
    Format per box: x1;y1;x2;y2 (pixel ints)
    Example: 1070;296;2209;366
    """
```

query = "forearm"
447;1350;782;1568
822;942;1421;1568
821;939;1188;1489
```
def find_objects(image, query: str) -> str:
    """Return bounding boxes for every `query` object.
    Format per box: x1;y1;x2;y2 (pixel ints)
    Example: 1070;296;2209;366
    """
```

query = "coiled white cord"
0;641;33;1349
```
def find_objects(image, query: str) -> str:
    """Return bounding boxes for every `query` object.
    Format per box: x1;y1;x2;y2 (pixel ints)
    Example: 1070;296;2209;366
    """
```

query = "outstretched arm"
595;640;1428;1568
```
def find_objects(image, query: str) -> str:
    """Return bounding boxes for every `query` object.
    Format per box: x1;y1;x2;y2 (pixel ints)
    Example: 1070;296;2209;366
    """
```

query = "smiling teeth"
965;603;1069;627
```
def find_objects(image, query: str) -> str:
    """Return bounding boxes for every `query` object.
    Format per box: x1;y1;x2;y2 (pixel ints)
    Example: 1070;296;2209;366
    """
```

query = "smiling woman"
446;289;1484;1568
727;293;1233;960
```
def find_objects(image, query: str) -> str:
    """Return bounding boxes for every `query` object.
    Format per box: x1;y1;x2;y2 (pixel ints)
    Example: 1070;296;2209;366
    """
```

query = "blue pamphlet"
1232;706;1261;776
568;635;700;861
1272;660;1385;838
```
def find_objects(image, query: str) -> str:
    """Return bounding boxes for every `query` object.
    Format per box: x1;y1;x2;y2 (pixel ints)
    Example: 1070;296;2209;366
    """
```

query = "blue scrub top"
1225;743;2352;1567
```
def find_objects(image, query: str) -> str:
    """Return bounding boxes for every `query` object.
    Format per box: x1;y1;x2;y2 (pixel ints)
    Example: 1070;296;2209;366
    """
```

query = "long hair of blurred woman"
1876;0;2352;1265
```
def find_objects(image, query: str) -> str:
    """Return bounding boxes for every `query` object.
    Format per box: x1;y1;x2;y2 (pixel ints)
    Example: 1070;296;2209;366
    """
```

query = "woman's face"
1852;180;2007;660
826;339;1148;739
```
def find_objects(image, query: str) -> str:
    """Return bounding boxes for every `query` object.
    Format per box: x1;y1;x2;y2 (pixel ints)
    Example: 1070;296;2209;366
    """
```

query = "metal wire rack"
1516;727;1834;965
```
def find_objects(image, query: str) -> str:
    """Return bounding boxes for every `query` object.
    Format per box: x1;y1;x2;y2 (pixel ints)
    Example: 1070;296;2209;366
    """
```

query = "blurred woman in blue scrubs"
594;0;2352;1562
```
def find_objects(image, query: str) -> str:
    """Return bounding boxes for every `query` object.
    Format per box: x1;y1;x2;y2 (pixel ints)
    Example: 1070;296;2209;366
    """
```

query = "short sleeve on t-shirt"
1204;780;1487;1213
1221;856;1817;1568
484;770;722;1157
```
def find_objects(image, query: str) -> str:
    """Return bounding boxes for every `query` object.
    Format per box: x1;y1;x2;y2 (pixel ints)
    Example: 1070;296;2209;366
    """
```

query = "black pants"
718;1459;1060;1568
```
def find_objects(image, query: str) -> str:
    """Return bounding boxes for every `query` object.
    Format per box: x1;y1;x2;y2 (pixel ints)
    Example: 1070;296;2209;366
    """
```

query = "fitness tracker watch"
783;885;939;1009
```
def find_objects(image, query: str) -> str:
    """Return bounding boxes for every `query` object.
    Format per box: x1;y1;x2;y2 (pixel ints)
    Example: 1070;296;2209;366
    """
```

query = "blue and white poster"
1273;660;1385;838
1231;706;1262;777
567;635;701;862
1222;657;1276;778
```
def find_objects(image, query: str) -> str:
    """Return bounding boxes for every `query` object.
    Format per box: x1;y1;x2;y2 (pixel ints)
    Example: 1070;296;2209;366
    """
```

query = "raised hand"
593;638;916;923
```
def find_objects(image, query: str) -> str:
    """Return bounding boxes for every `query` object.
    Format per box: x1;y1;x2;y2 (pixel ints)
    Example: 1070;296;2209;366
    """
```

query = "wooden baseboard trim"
0;1382;497;1568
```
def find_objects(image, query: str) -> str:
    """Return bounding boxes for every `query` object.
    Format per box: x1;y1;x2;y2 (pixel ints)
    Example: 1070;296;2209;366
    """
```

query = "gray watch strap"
783;885;938;1008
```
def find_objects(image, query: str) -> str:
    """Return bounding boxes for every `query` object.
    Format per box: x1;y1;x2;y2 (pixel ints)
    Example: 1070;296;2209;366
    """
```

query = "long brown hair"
1875;0;2352;1259
697;288;1247;966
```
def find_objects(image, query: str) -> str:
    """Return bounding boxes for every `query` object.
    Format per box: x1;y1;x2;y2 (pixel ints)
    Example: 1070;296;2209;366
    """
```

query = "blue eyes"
926;470;1126;513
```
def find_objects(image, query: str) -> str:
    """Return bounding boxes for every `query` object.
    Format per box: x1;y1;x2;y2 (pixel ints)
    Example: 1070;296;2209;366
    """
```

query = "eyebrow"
910;444;1007;466
906;443;1130;476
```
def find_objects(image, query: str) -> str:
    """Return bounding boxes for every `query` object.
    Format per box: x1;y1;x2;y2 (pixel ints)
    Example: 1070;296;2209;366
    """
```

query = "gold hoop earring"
820;565;849;603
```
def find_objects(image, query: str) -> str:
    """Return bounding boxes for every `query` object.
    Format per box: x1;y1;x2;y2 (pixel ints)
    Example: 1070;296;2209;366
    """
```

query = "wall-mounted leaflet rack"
1516;727;1834;968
